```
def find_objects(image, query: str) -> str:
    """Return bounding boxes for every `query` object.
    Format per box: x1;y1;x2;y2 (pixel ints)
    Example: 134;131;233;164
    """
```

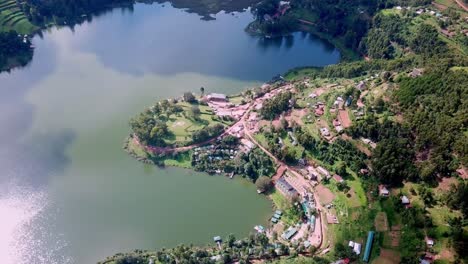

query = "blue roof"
362;231;375;262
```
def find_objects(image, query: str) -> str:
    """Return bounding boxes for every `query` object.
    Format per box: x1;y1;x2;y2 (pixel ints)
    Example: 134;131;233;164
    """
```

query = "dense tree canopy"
371;137;417;186
0;31;32;70
260;91;293;120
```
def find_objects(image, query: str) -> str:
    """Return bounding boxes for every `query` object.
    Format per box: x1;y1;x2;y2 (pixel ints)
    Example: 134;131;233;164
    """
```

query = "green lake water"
0;2;339;263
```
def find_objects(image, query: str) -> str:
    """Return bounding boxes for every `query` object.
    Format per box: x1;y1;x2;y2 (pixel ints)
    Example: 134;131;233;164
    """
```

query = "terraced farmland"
0;0;37;34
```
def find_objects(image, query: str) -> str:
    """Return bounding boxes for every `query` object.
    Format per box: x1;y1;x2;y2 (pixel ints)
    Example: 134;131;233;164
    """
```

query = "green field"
163;101;233;144
0;0;37;34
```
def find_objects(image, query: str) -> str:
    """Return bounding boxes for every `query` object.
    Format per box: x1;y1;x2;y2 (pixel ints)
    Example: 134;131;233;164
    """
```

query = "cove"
0;2;340;264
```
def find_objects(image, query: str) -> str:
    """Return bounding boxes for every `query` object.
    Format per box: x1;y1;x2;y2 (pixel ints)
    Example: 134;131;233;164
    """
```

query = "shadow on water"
66;3;339;81
0;34;65;188
0;130;76;188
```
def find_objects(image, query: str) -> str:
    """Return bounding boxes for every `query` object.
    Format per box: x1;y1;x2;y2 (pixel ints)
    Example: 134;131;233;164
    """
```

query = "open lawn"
163;101;233;144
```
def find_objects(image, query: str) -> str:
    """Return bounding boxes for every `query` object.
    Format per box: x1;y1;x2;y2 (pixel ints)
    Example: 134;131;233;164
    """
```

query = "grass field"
0;0;37;34
163;101;233;144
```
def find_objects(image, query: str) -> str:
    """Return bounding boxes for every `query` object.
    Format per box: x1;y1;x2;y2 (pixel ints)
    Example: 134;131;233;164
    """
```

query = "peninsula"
108;0;468;263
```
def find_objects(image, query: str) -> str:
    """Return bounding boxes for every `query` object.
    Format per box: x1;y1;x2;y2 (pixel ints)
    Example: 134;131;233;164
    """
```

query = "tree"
364;28;394;59
189;105;201;120
252;0;279;20
410;24;447;57
183;92;197;103
255;176;273;192
200;86;205;97
372;138;417;186
226;233;236;247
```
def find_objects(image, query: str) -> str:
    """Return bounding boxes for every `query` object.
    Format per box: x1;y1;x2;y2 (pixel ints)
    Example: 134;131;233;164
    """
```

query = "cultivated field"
0;0;37;33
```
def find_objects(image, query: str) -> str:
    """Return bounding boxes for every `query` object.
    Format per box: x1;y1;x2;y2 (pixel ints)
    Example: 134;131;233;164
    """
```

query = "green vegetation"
112;1;468;264
260;91;293;120
0;0;37;34
129;96;232;147
0;30;32;71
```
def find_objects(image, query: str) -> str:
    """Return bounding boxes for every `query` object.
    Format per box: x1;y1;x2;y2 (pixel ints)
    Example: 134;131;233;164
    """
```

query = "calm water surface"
0;3;339;263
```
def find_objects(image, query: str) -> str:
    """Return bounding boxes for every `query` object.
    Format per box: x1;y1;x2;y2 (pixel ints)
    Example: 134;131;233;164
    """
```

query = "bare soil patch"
457;166;468;179
338;110;352;128
285;109;307;126
316;184;335;205
372;249;401;264
375;212;389;232
437;248;455;262
437;177;458;192
433;1;448;10
389;225;401;247
315;87;326;96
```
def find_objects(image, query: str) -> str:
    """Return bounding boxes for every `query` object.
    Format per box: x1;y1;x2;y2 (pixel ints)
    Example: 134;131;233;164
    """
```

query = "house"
276;177;298;198
409;68;424;78
320;127;330;137
379;185;389;197
317;166;330;179
333;174;344;183
440;29;455;38
307;166;320;180
421;252;434;264
426;237;435;247
362;231;375;262
356;81;366;90
314;104;325;116
281;227;298;240
353;242;362;255
207;93;227;102
401;195;410;206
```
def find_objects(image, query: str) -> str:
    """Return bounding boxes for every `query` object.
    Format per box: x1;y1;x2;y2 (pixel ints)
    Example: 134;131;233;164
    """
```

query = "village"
125;57;463;264
138;71;382;258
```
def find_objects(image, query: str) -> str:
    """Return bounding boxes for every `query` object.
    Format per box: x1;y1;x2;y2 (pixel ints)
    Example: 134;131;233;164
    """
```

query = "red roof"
333;174;344;183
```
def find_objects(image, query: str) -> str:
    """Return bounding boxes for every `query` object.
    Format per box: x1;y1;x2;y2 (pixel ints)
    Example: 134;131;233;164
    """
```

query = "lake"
0;2;339;263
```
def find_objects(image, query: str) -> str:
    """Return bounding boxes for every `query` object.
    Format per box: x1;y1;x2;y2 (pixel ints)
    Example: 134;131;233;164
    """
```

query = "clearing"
372;249;401;264
374;212;389;232
316;184;335;205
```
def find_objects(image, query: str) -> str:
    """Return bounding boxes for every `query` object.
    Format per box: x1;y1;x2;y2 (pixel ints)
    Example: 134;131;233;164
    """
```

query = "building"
275;177;298;198
333;174;344;183
320;127;330;137
356;81;366;90
207;93;227;102
401;195;410;205
281;227;298;240
362;231;375;262
426;237;435;247
379;185;390;197
317;166;330;179
353;242;362;255
409;68;424;78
